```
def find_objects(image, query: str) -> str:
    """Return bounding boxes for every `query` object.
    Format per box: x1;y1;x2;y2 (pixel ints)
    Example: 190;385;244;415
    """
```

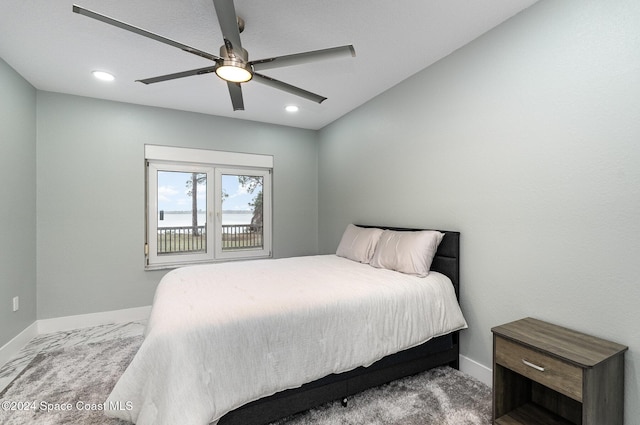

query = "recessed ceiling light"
285;105;299;113
92;71;115;82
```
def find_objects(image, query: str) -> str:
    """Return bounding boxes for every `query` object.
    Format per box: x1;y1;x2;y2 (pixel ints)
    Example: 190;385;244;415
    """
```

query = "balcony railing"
157;224;262;254
157;225;206;254
222;224;263;250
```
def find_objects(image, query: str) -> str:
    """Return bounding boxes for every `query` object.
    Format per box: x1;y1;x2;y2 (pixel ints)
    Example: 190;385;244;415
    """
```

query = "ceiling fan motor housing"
220;45;249;63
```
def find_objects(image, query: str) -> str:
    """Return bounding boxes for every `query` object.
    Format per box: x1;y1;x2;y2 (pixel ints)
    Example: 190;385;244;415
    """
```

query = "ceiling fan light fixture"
215;61;252;83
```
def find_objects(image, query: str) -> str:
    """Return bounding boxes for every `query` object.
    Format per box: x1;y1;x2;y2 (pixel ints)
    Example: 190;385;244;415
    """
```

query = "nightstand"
492;317;627;425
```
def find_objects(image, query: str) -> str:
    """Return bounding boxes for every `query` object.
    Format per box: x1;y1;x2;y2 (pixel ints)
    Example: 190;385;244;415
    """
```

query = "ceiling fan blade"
250;45;355;72
212;0;243;53
252;73;327;104
136;66;217;85
72;5;220;62
227;82;245;111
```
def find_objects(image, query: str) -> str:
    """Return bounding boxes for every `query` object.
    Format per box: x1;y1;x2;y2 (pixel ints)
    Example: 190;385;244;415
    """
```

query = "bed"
106;225;465;425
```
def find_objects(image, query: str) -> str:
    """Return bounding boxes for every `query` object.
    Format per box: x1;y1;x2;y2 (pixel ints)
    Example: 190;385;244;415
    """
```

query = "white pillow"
370;230;444;277
336;224;384;263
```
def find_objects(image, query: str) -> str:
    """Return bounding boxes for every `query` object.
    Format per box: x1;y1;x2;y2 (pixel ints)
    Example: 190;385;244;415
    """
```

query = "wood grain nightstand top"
491;317;627;368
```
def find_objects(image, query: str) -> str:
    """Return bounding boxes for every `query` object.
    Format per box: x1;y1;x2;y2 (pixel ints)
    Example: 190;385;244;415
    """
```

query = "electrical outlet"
12;296;19;312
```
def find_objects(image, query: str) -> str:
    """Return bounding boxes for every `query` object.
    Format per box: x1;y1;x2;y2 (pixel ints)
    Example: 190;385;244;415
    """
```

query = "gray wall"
318;0;640;421
36;92;318;320
0;58;37;347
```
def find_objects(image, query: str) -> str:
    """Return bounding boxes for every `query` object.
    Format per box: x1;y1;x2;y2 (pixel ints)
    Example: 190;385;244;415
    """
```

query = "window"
145;145;272;269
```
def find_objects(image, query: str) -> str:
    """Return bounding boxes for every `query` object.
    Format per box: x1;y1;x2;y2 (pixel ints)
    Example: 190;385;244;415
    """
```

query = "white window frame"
145;145;273;270
214;167;272;261
147;162;214;267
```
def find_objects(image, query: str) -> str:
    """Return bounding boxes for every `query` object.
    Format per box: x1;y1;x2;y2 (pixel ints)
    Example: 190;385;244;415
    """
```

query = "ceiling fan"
72;1;355;111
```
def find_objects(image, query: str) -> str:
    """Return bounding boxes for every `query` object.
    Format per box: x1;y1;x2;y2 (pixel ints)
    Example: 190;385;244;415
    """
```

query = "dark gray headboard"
355;225;460;300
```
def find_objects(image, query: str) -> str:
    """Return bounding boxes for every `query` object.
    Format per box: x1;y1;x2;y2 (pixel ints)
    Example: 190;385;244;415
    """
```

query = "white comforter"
105;255;467;425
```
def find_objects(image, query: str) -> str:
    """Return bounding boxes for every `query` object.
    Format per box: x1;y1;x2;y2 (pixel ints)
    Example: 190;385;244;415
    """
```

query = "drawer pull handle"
522;359;545;372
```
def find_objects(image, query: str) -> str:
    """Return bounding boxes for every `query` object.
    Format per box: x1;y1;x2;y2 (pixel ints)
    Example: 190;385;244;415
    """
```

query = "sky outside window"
157;171;255;212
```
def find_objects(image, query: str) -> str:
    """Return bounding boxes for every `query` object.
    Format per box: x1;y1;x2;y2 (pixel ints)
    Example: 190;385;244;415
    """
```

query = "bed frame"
218;226;461;425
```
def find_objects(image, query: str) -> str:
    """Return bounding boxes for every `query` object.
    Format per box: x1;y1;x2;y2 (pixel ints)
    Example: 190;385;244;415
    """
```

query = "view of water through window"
155;170;263;254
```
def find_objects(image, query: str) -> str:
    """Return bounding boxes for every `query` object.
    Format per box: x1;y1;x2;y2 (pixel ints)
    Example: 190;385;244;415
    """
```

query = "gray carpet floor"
271;366;492;425
0;336;491;425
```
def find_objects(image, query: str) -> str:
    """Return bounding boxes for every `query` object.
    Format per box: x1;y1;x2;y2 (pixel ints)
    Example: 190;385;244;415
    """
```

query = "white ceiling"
0;0;539;130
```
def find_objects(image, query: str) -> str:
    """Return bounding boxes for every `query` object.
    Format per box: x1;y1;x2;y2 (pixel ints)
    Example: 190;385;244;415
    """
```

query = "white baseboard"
37;306;151;334
0;322;39;370
459;354;493;387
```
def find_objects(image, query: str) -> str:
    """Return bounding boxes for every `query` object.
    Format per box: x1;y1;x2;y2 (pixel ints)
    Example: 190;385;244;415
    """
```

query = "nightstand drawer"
495;336;582;401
